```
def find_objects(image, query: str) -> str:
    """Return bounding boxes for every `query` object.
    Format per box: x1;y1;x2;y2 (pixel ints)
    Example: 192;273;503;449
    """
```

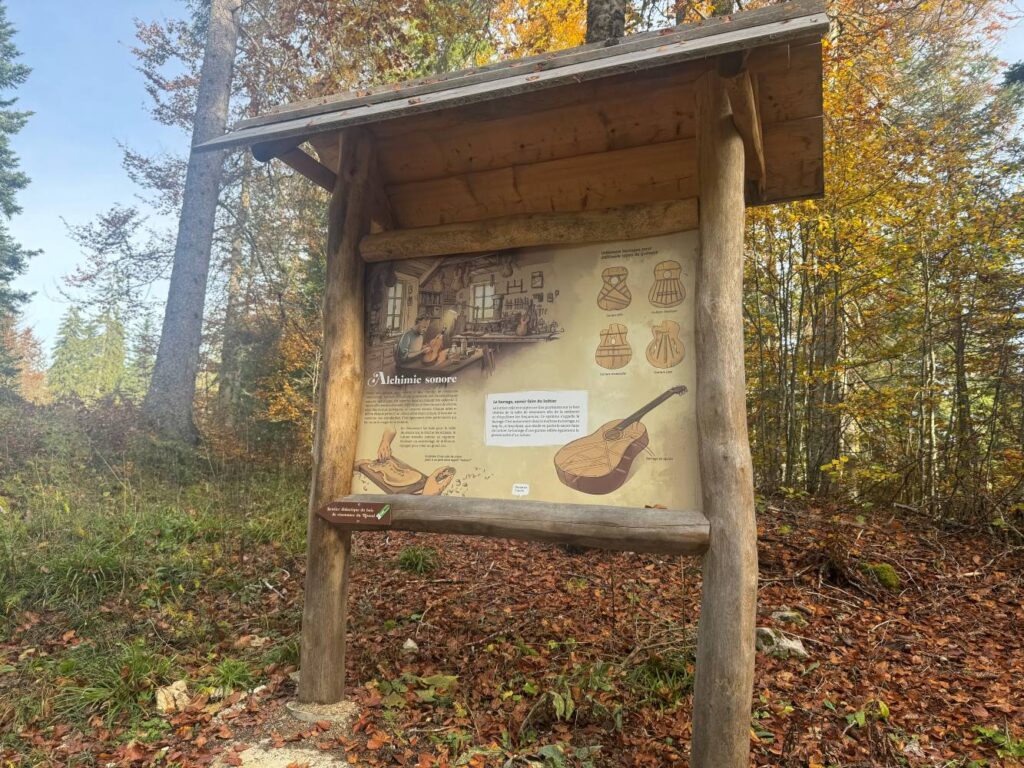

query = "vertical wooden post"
299;128;374;704
690;71;759;767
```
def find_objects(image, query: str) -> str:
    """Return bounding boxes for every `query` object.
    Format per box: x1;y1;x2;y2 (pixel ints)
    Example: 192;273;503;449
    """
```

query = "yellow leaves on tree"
488;0;586;59
257;312;321;445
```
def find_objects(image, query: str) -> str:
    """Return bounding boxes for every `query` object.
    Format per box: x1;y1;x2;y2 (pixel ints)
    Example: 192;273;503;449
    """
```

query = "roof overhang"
198;0;829;237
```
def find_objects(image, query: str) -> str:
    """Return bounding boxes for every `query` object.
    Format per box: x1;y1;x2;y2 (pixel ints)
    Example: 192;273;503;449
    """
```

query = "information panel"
353;232;700;510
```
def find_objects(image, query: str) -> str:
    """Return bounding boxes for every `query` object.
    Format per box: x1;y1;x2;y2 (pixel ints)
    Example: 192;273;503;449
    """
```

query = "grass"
0;402;309;751
625;646;695;708
397;545;439;574
55;639;178;724
208;658;255;693
0;456;306;619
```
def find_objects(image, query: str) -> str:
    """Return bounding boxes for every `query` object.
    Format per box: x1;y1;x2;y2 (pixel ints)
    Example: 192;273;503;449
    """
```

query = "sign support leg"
690;71;759;767
299;129;374;704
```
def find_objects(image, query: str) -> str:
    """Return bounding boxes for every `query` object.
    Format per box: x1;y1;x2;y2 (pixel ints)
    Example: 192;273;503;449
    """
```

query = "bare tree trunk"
143;0;241;442
950;291;975;513
217;153;252;429
585;0;625;42
919;245;936;511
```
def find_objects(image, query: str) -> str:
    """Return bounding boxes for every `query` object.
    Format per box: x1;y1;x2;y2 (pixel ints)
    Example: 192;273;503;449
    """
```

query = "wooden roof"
200;0;828;227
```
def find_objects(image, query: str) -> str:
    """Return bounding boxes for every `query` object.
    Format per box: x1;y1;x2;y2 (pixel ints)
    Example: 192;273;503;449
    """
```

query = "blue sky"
5;1;1024;355
7;0;187;351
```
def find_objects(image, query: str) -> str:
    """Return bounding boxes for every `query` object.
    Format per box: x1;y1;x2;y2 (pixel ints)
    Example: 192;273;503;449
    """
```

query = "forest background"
0;0;1022;522
0;0;1023;765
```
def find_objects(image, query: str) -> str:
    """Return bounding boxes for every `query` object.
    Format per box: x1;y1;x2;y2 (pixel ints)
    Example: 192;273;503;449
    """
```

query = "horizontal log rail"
323;494;710;555
359;199;699;262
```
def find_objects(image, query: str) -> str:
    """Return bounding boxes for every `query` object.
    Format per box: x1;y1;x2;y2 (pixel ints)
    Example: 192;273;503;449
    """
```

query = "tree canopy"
43;0;1024;520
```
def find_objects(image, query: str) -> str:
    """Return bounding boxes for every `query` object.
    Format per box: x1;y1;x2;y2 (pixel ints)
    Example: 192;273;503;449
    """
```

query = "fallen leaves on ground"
1;501;1022;766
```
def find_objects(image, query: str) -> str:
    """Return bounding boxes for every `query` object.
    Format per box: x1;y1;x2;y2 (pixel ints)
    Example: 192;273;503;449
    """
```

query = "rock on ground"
213;743;347;767
756;626;809;660
771;607;809;628
155;680;190;714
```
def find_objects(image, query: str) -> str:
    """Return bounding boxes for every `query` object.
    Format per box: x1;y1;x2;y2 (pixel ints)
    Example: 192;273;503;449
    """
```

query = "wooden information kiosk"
200;2;828;763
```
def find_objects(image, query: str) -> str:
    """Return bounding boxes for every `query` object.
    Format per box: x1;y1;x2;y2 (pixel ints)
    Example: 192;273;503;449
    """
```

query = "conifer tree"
48;307;89;400
0;0;36;393
48;306;129;402
92;309;127;399
125;311;158;399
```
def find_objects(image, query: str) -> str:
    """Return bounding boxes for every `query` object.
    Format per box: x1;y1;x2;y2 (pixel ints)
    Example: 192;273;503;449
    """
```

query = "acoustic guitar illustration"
420;334;443;364
595;323;631;370
646;320;685;369
649;260;685;308
553;385;688;495
597;266;631;311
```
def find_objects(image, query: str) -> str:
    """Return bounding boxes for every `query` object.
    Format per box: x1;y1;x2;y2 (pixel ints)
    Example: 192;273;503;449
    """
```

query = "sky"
4;1;1024;356
7;0;187;351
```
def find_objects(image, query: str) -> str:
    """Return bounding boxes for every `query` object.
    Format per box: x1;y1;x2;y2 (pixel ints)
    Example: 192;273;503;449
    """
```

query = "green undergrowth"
397;545;440;574
0;417;308;617
0;402;309;748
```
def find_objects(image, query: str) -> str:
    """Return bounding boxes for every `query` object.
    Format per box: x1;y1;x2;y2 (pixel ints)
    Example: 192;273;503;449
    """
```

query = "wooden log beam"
252;137;338;191
724;69;766;198
250;136;302;162
690;72;759;768
359;199;699;262
278;148;337;191
298;128;374;705
329;495;710;555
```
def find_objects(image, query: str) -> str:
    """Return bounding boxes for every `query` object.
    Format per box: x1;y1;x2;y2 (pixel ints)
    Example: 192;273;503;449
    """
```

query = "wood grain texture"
725;70;766;195
690;72;759;768
308;133;341;174
298;129;373;704
358;199;698;261
337;495;709;555
277;148;337;191
373;67;700;184
387;139;698;229
763;115;824;202
756;41;822;123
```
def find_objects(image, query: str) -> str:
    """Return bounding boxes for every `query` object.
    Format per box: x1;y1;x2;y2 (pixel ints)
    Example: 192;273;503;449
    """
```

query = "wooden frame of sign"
199;2;828;764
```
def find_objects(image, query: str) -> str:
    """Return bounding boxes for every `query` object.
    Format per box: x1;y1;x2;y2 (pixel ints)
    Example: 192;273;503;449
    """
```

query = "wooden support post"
690;72;759;767
298;128;374;704
724;70;766;198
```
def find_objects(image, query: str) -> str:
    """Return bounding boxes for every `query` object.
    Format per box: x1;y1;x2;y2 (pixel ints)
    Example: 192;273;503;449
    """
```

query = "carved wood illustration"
649;260;685;307
646;320;685;369
597;266;632;310
595;323;632;369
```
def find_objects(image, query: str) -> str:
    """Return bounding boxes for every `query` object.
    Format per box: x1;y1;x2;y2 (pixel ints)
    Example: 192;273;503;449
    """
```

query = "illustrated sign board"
351;232;700;513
